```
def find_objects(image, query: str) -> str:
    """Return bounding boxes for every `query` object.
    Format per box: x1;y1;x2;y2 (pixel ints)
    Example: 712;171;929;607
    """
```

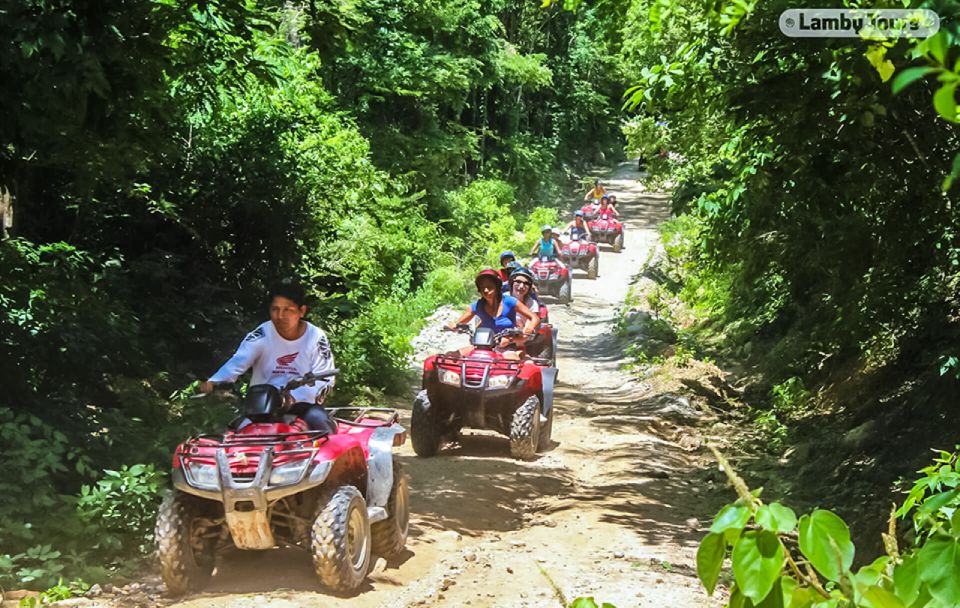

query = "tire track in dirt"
138;163;720;608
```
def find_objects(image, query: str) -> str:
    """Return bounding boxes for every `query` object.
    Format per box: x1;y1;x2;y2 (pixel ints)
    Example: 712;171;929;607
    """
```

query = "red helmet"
474;268;502;290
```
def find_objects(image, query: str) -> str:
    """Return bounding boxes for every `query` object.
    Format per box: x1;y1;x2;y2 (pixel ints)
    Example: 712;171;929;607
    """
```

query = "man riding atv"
199;280;337;434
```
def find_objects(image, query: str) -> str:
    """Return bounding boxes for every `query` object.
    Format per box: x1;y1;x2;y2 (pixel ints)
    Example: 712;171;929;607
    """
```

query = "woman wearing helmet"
584;179;607;201
596;196;620;220
530;225;562;260
508;267;539;318
564;210;592;241
447;269;539;335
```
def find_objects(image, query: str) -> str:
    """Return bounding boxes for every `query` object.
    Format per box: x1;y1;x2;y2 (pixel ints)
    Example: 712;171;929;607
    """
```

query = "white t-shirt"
511;293;539;327
208;321;335;403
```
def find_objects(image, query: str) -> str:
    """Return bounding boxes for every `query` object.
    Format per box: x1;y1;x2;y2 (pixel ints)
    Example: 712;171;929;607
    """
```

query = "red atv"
579;202;599;221
412;326;557;460
529;255;572;304
588;216;624;252
561;232;599;279
156;370;409;596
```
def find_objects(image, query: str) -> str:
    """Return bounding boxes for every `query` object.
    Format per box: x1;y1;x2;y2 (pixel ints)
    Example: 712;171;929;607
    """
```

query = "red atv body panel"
421;344;549;436
529;258;570;295
580;203;598;220
560;239;598;272
587;217;623;245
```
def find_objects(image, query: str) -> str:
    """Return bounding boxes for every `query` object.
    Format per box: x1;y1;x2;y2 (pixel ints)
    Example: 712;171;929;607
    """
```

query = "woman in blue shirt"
530;225;563;260
448;269;540;335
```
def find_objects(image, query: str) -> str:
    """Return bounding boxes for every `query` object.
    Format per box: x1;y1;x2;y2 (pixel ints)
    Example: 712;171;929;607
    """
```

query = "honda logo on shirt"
275;352;299;370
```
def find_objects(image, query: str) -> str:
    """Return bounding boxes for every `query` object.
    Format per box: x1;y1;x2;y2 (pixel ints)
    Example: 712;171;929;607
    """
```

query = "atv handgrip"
494;328;528;339
283;368;340;391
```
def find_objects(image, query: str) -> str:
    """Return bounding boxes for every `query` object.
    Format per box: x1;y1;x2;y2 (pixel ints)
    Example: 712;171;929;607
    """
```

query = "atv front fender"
540;366;558;418
366;425;406;510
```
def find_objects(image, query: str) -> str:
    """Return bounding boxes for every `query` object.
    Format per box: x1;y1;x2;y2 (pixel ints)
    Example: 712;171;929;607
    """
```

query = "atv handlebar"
444;323;473;334
283;368;339;391
192;369;339;399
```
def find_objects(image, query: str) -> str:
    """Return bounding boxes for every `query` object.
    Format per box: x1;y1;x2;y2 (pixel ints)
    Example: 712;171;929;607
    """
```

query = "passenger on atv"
563;210;593;241
199;279;337;434
596;197;620;220
508;267;540;317
447;269;539;356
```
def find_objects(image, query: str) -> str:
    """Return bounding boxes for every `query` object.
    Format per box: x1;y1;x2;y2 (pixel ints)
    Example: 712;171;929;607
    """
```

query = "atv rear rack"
327;407;400;428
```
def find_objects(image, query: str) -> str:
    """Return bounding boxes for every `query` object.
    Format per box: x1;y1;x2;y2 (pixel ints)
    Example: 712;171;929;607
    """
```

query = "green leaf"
569;599;599;608
733;530;785;603
926;32;949;65
798;510;855;582
892;66;938;94
859;586;905;608
894;553;920;605
711;504;751;534
788;584;821;608
918;534;960;606
756;503;798;534
943;154;960;192
933;83;959;123
697;532;726;595
918;489;960;518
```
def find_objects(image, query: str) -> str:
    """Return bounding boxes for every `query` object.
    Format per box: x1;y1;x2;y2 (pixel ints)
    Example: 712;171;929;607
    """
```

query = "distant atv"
157;370;409;596
588;217;624;252
561;232;599;279
530;255;572;304
412;325;557;460
579;202;599;221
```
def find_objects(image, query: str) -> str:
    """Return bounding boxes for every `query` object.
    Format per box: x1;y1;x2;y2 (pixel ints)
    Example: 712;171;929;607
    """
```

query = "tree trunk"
0;186;12;239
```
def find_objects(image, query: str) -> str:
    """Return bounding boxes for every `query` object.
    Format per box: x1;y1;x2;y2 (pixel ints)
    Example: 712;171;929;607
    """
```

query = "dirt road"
163;163;719;608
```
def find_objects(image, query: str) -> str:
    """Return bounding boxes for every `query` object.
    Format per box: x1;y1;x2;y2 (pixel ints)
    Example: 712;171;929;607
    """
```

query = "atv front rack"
435;353;551;368
183;431;330;452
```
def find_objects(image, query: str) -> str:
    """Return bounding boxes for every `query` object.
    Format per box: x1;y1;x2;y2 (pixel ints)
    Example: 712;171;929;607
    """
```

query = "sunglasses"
513;280;531;287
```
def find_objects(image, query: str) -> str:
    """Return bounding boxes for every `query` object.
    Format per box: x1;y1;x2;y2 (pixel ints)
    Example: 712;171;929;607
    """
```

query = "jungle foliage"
0;0;624;588
613;0;960;602
622;0;960;520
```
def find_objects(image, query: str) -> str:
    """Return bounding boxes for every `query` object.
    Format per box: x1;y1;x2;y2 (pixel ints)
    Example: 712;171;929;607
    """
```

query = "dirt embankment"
51;163;731;608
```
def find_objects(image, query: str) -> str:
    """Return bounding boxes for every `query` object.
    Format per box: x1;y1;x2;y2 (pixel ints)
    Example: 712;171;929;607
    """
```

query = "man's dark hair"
268;279;308;307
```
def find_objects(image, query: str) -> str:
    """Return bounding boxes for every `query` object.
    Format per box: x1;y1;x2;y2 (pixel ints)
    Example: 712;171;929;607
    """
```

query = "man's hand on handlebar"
193;380;235;399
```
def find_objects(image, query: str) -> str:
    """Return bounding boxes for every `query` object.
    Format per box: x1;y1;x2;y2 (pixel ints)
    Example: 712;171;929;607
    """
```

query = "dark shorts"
288;403;338;434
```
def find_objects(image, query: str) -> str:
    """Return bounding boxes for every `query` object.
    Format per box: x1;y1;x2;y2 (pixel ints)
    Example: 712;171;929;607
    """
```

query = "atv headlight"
187;462;219;490
487;374;512;389
269;461;309;486
439;369;461;386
